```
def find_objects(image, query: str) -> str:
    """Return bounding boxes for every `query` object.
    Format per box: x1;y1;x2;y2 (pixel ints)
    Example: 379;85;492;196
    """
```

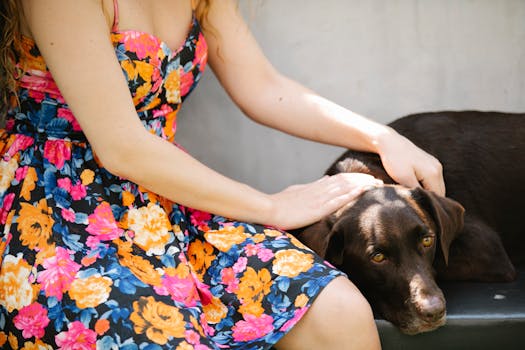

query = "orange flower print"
0;331;6;348
0;254;34;312
20;339;53;350
68;275;113;308
294;293;309;308
272;249;314;278
19;167;37;201
122;190;135;206
237;267;272;317
202;296;228;324
162;110;179;142
0;157;18;194
127;203;172;256
165;69;181;104
175;341;193;350
8;332;18;350
288;234;310;251
116;240;162;286
80;169;95;186
17;199;55;251
134;80;153;106
204;226;249;252
188;239;216;279
94;319;110;336
130;296;186;345
263;229;283;237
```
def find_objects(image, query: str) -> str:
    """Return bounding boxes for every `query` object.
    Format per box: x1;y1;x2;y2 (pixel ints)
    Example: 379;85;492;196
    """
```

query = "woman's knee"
317;276;375;325
276;276;380;349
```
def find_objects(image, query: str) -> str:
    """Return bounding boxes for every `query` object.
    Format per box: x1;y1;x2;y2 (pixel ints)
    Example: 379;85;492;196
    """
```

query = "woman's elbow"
92;138;141;178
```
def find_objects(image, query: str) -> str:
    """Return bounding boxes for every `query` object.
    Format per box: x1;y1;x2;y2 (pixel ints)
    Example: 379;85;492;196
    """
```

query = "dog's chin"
397;314;447;335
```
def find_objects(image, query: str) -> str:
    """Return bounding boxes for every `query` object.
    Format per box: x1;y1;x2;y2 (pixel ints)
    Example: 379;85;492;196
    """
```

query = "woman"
0;0;444;349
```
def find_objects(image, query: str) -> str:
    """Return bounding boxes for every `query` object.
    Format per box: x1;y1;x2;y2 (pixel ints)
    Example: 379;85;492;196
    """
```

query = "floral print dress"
0;1;345;349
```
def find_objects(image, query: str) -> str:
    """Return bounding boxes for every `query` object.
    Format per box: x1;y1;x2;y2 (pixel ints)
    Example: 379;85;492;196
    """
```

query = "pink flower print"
0;193;14;224
232;314;274;342
280;306;309;332
55;321;97;350
57;107;82;131
189;209;211;230
57;177;72;192
154;274;199;307
185;330;201;345
20;70;62;99
180;71;194;97
86;202;123;241
4;118;14;131
245;243;258;257
194;277;213;305
257;247;274;262
122;32;159;60
232;257;247;274
15;166;28;182
195;345;212;350
61;208;76;223
6;134;34;159
13;302;50;339
152;104;173;119
28;90;45;104
221;267;239;294
43;139;71;170
70;182;87;200
194;33;208;71
37;247;81;301
151;67;163;92
200;313;215;337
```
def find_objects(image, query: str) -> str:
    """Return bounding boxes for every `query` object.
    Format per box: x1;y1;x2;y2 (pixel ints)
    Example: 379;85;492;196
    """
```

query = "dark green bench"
377;267;525;350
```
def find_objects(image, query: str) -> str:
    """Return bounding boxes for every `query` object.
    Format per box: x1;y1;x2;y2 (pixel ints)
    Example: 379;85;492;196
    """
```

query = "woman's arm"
21;0;380;229
204;0;445;196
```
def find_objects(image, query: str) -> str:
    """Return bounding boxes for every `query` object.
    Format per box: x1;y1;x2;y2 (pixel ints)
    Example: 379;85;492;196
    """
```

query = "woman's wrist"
360;122;396;155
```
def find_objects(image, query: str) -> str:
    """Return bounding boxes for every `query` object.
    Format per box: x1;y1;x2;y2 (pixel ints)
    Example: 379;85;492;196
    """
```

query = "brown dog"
295;111;525;334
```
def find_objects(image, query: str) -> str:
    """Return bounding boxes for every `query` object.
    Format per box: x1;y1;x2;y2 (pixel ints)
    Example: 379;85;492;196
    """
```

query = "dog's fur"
295;111;525;334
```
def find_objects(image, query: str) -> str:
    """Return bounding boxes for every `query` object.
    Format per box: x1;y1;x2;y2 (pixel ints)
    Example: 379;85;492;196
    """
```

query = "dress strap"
111;0;120;32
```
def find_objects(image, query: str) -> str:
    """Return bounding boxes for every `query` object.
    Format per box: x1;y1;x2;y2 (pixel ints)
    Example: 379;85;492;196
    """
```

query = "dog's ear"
334;155;396;184
412;188;465;265
296;214;344;265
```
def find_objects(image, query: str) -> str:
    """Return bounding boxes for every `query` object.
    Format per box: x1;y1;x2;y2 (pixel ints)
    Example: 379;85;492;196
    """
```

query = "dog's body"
295;111;525;334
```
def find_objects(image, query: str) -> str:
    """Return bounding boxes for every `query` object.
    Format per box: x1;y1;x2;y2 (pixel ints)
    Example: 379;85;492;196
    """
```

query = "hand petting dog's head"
298;162;464;334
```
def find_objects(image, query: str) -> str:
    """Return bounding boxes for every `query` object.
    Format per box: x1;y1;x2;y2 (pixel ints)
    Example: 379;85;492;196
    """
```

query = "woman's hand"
266;173;383;230
376;127;445;196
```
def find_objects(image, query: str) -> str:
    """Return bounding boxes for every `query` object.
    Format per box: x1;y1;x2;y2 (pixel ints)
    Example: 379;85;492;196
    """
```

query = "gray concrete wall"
177;0;525;193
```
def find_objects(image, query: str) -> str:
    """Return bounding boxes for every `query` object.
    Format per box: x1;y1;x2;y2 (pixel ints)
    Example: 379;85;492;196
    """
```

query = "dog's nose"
417;295;446;323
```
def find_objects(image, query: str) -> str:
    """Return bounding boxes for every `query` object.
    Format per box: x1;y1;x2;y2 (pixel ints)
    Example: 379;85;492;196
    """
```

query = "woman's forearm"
237;72;393;154
108;131;274;223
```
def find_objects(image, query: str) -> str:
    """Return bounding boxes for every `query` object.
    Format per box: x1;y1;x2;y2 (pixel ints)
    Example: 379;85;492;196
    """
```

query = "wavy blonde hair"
0;0;214;119
0;0;21;117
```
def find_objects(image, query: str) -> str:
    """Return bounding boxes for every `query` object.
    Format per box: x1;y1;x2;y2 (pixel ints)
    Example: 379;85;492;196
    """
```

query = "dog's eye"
422;236;434;247
371;252;385;263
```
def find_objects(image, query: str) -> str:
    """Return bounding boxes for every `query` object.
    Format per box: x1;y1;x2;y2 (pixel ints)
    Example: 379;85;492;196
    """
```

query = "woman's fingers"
268;173;383;230
416;160;445;196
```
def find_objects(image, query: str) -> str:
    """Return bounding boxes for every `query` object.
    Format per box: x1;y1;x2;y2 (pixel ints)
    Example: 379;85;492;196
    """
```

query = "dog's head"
297;184;464;334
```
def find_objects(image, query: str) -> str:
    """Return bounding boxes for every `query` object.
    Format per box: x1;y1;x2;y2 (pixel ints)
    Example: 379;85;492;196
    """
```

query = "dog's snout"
417;295;446;322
